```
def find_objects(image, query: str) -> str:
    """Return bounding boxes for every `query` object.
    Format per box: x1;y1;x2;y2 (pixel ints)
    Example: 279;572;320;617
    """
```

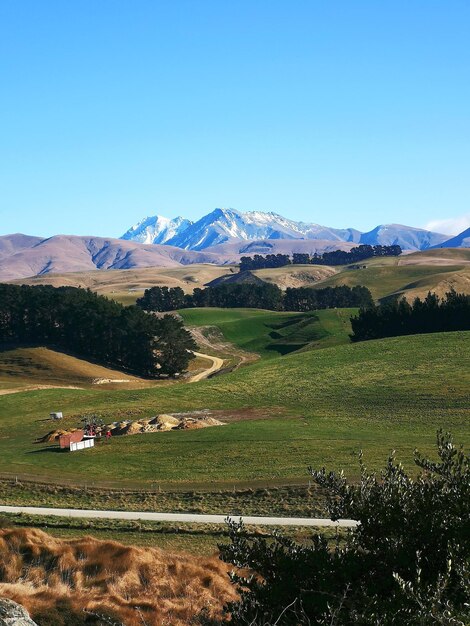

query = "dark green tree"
350;290;470;342
207;431;469;625
136;286;186;312
292;253;311;264
0;284;196;377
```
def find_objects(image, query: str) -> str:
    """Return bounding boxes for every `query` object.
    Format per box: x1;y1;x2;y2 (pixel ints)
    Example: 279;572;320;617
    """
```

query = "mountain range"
0;234;220;282
1;209;468;281
121;208;448;251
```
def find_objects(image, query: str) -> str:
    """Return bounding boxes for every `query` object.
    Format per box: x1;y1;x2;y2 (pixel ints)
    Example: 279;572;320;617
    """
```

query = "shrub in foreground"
207;431;469;625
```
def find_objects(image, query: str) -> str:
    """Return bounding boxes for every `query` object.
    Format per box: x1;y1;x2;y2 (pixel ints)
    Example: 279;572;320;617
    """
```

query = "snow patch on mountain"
121;215;192;245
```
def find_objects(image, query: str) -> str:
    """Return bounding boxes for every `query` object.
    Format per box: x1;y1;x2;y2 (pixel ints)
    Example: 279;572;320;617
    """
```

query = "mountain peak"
121;214;192;245
121;209;451;252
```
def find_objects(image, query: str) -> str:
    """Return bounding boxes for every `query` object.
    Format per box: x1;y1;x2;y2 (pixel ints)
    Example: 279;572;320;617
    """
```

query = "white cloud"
425;213;470;236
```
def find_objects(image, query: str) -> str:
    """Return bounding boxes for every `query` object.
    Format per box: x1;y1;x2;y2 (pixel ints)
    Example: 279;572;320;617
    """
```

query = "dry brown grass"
0;527;236;625
11;264;235;301
0;347;156;393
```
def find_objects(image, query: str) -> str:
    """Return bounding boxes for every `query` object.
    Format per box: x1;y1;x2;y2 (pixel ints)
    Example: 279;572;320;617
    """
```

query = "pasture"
179;307;355;357
0;331;468;487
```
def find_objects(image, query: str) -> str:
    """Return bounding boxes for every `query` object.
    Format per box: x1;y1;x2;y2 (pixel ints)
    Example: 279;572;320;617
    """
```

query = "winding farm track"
189;351;225;382
0;350;225;393
0;505;358;528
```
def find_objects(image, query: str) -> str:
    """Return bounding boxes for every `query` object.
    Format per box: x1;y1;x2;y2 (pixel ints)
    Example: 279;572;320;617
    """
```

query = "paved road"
0;505;358;527
189;351;225;383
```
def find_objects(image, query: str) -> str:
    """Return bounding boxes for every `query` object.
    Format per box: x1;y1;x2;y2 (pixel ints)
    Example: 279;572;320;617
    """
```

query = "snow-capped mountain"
121;208;448;251
148;208;362;251
121;215;192;245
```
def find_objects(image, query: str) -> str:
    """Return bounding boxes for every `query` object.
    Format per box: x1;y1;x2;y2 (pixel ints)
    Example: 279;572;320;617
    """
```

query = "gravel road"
0;505;358;527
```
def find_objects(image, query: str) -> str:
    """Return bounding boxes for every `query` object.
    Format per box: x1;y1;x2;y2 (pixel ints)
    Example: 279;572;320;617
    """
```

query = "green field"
1;331;468;487
179;307;355;357
309;264;464;301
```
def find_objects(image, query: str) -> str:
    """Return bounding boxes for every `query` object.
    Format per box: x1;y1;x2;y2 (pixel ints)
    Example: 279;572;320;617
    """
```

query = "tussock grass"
0;527;236;625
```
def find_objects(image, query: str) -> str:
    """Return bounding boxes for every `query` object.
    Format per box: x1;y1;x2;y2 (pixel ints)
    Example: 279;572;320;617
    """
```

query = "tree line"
350;290;470;342
137;283;374;312
0;284;196;377
239;244;402;270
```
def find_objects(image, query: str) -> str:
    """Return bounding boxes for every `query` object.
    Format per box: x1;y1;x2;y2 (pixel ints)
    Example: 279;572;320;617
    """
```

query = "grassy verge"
0;480;327;516
0;512;345;556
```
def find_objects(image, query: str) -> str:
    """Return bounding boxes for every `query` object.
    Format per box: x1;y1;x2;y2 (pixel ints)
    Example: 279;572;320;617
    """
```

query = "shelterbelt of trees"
351;290;470;342
0;284;196;377
137;283;374;312
239;244;402;271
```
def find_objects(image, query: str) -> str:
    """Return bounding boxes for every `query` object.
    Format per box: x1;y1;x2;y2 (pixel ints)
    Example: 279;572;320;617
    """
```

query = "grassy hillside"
10;249;470;304
309;264;466;301
253;264;337;288
0;331;468;486
0;347;159;393
11;264;236;305
304;248;470;301
179;307;355;357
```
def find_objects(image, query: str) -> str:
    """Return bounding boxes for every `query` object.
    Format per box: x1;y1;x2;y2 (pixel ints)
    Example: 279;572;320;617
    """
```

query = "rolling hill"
179;307;355;357
0;234;221;281
8;248;470;304
0;330;468;486
0;347;156;393
299;248;470;301
9;263;237;305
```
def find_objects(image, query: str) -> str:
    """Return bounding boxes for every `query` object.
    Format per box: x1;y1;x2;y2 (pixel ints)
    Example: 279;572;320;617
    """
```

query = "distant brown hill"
206;269;268;287
0;233;359;281
0;233;43;259
0;234;221;281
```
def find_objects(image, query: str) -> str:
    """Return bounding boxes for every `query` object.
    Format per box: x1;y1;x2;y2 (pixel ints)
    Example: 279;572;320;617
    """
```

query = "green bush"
208;431;469;625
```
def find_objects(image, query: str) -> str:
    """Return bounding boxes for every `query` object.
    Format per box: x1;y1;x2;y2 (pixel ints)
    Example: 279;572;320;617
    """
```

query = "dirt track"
0;384;83;396
189;351;225;382
0;329;246;394
189;325;259;369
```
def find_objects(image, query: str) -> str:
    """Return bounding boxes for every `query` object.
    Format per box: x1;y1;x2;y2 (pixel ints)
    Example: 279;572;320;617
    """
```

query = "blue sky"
1;0;469;238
